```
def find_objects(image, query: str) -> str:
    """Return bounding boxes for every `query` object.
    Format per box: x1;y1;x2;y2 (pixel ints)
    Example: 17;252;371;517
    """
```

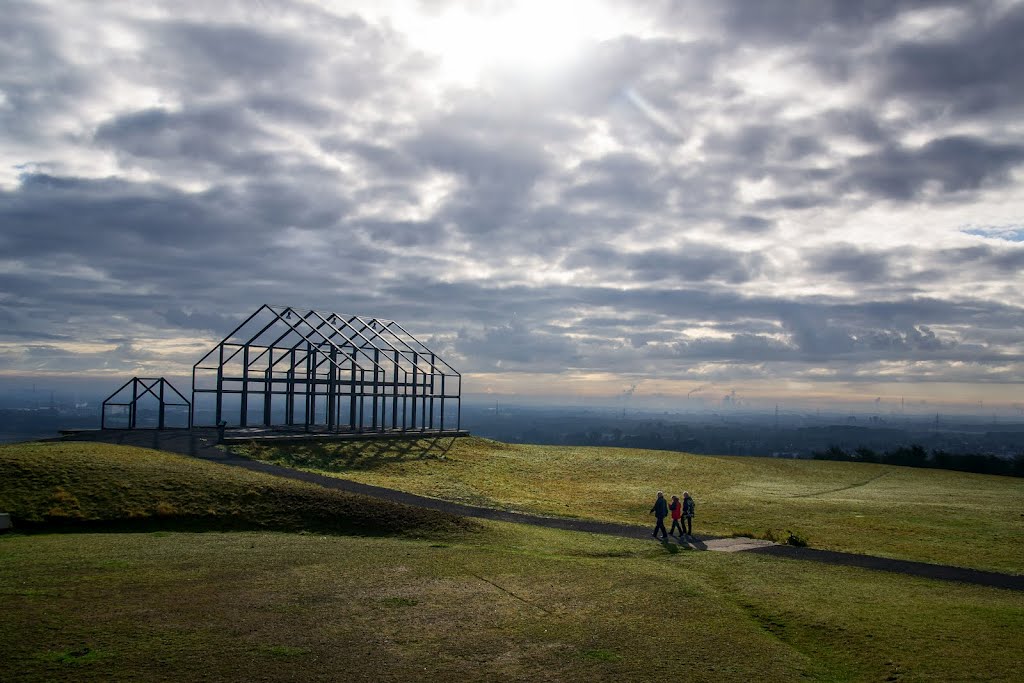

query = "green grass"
1;437;1023;681
235;436;1024;573
0;441;473;537
2;525;1022;682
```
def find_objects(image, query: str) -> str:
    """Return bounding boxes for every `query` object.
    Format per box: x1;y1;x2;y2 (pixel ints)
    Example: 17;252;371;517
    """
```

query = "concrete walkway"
60;429;1024;592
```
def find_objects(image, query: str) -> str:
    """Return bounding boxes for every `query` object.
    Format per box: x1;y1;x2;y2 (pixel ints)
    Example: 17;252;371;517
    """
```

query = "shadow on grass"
656;536;705;552
8;518;401;540
234;436;457;473
8;513;472;539
8;480;480;540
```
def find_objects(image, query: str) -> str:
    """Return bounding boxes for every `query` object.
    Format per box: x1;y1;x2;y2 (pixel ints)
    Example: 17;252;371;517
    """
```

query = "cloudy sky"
2;0;1023;411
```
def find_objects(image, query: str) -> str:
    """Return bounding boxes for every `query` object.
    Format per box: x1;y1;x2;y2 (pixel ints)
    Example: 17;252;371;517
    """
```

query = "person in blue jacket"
649;491;669;540
682;491;695;536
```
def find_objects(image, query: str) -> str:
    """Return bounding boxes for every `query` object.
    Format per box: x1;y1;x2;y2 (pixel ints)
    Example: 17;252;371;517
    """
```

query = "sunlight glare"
404;2;621;84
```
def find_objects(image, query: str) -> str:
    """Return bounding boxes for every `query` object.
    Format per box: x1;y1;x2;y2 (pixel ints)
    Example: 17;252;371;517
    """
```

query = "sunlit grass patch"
239;436;1024;573
580;648;622;662
39;646;112;666
380;597;419;607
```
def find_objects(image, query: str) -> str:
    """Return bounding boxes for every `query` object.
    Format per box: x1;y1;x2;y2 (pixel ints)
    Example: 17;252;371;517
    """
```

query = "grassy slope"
1;439;1022;681
237;436;1024;573
0;441;472;537
2;526;1022;682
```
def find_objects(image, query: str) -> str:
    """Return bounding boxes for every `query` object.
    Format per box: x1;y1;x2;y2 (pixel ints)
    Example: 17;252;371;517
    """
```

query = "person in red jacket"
668;494;683;537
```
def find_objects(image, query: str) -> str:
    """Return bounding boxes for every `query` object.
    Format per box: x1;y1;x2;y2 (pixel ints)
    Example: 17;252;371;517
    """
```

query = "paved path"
748;545;1024;592
60;429;1024;592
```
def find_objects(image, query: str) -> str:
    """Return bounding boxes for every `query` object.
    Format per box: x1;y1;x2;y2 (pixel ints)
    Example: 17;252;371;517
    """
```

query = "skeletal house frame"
102;377;192;430
192;305;461;433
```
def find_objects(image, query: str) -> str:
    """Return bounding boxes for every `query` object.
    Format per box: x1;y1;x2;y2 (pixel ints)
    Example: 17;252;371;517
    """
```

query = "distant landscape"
463;403;1024;460
4;393;1023;473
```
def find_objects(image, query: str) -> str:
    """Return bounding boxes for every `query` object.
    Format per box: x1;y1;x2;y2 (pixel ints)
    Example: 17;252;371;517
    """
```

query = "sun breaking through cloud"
1;0;1023;412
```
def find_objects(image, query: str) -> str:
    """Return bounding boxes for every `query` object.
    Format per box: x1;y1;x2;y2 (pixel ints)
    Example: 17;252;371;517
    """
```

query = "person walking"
649;491;669;540
682;491;695;536
669;495;684;537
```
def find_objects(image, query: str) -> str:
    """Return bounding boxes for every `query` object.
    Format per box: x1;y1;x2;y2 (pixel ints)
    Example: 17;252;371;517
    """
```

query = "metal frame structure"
191;305;462;433
101;377;192;429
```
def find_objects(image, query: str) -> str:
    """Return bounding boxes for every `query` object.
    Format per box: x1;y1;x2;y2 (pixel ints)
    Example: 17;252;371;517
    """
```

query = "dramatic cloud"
1;0;1023;411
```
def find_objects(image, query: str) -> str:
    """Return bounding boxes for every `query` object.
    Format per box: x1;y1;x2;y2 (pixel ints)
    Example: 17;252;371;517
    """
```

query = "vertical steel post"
304;342;313;431
286;349;295;425
421;379;427;429
130;378;138;429
349;349;357;430
158;379;166;430
327;346;337;431
263;352;272;427
392;350;399;430
358;368;366;432
215;344;224;426
372;348;379;431
429;353;436;430
240;345;249;427
411;352;418;430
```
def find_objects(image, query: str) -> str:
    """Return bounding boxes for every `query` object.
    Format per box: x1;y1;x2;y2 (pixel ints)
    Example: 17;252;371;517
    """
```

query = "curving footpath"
60;429;1024;592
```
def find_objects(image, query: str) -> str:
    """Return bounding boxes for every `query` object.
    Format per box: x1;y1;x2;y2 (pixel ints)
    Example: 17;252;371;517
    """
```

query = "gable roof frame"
190;305;462;434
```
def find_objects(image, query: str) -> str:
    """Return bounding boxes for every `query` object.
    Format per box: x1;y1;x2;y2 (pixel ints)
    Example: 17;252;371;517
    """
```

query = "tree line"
812;444;1024;477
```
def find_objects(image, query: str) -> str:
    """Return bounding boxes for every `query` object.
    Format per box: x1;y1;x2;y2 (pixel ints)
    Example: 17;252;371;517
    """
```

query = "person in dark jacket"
669;495;683;536
682;491;695;536
649;491;669;540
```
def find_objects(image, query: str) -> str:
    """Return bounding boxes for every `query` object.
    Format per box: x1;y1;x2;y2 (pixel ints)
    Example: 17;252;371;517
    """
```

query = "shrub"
154;501;177;517
786;531;808;547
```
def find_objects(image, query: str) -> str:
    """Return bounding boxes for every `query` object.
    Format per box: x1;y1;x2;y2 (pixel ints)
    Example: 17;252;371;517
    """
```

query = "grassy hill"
235;436;1024;574
3;524;1023;681
0;441;473;537
1;437;1023;681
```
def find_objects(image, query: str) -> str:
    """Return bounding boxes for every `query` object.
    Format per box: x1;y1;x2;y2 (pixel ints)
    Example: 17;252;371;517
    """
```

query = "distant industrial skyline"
2;1;1023;410
1;375;1021;422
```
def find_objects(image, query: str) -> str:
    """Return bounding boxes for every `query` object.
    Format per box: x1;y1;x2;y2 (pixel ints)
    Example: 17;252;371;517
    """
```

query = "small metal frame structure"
191;305;462;433
101;377;192;429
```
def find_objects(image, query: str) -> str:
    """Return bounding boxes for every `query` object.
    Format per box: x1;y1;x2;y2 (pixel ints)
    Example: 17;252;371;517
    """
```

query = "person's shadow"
664;536;707;551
